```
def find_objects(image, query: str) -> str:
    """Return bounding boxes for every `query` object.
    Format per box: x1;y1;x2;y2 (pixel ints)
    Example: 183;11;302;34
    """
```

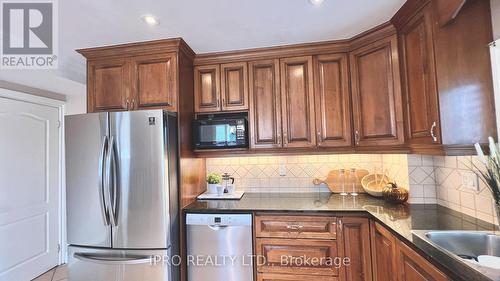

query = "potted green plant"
206;172;222;194
474;137;500;227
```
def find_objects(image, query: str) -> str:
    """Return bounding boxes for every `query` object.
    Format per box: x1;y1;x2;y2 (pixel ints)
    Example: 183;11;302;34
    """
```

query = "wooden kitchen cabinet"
87;58;131;112
194;64;221;112
397;240;448;281
256;238;340;276
350;35;404;147
131;53;177;111
370;221;397;281
221;62;249;111
398;3;440;145
314;53;352;148
248;59;282;149
79;39;194;113
258;273;338;281
255;215;337;240
194;62;248;113
338;217;372;281
280;56;316;148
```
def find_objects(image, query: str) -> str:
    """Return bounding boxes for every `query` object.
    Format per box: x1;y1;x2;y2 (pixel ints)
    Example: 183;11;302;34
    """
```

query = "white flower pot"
207;184;219;194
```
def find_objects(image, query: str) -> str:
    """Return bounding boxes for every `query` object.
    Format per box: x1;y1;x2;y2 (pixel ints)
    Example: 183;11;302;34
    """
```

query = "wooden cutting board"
313;169;369;193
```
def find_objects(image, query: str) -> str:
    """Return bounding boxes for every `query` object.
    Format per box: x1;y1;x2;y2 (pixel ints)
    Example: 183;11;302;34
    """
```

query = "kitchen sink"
424;231;500;262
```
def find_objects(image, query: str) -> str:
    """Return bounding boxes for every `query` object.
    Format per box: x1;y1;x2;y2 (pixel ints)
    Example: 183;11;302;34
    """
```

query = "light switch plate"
279;165;286;177
461;171;479;192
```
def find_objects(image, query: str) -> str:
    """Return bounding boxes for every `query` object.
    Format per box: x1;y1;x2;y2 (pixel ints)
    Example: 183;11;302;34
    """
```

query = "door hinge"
57;121;61;128
57;244;61;253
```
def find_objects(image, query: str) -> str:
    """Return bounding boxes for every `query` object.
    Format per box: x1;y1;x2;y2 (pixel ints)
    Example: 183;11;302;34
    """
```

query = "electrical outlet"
279;164;286;177
461;171;479;192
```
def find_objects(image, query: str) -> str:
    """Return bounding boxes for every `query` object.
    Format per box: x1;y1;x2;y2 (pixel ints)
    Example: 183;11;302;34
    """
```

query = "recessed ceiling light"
309;0;324;5
142;15;159;26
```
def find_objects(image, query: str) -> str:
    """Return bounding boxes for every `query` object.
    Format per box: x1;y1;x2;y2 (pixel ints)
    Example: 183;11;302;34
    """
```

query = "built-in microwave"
192;113;248;149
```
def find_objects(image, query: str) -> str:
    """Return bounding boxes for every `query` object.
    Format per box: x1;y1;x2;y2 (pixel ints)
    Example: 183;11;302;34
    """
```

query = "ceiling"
55;0;405;84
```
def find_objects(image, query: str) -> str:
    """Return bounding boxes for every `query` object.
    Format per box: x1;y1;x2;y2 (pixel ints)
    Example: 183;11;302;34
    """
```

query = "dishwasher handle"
208;225;229;231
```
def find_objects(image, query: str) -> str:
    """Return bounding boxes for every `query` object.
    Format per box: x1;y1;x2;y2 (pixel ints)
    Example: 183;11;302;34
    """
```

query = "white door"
0;96;61;281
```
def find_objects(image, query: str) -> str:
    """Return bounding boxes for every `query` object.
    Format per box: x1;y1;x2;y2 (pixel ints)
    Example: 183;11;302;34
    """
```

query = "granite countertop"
184;192;500;281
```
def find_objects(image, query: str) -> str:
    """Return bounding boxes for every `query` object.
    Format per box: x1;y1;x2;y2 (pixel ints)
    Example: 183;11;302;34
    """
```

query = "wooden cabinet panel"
194;64;220;112
350;35;404;146
258;273;338;281
339;217;372;281
249;59;282;149
313;53;352;148
88;59;130;112
256;238;340;276
132;53;177;111
255;215;337;240
397;241;448;281
221;62;248;111
280;56;316;148
370;222;397;281
400;5;440;145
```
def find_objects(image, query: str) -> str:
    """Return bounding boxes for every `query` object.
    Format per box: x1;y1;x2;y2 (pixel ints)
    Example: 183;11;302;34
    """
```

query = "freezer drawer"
68;246;176;281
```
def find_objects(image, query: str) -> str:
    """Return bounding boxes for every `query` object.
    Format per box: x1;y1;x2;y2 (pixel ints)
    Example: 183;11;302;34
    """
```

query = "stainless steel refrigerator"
65;110;179;281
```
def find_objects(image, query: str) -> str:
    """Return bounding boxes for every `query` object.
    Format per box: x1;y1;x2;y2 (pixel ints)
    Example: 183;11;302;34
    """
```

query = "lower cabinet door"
397;241;448;281
338;217;372;281
256;238;339;276
257;273;339;281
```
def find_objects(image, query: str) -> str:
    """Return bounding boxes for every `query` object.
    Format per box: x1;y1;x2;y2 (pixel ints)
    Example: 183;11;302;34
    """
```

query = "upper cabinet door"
194;64;221;112
221;62;249;111
400;5;440;145
350;35;404;146
280;56;316;148
314;53;352;148
131;53;177;111
88;59;131;112
248;59;282;149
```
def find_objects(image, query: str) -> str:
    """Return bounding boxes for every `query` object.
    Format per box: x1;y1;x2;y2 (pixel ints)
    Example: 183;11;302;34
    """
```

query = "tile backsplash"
206;153;498;226
207;154;388;193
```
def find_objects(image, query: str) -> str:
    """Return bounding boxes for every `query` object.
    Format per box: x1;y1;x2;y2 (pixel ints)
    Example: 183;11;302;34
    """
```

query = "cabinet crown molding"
77;38;195;60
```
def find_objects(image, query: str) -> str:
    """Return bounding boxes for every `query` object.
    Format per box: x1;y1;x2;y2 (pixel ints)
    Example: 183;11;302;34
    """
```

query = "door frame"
0;87;66;265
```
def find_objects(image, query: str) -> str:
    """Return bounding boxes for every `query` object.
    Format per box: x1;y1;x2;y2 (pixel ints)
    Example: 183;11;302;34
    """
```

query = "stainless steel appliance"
65;110;179;281
192;113;248;149
186;213;253;281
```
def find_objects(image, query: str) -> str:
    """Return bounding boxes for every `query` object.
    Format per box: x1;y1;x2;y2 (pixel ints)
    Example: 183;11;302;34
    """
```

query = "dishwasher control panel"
186;213;252;226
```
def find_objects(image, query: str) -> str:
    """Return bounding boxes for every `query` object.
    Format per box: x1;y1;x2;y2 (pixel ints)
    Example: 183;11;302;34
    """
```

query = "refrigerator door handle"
104;136;117;227
98;136;110;226
73;252;154;265
110;135;120;226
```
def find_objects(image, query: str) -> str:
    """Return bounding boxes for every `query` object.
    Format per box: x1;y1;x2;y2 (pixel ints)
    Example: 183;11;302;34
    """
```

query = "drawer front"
255;215;337;239
258;273;339;281
256;238;339;276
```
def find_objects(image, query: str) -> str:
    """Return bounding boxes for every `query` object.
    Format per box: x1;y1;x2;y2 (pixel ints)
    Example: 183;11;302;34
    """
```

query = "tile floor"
32;265;67;281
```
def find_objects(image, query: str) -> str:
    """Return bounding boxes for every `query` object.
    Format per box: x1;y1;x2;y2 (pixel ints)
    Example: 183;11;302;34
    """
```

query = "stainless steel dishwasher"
186;213;254;281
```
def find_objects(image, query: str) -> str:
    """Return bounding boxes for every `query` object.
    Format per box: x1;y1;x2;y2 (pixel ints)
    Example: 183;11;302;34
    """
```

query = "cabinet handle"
283;132;288;147
317;131;322;146
277;133;282;146
338;219;342;231
131;99;136;110
430;121;438;143
126;99;130;110
355;130;360;145
286;224;304;230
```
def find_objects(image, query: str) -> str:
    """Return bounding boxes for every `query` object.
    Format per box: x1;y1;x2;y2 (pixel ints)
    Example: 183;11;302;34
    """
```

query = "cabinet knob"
430;121;438;143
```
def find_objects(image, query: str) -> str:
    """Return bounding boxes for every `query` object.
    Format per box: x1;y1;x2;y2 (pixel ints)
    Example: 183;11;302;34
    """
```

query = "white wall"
492;0;500;40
